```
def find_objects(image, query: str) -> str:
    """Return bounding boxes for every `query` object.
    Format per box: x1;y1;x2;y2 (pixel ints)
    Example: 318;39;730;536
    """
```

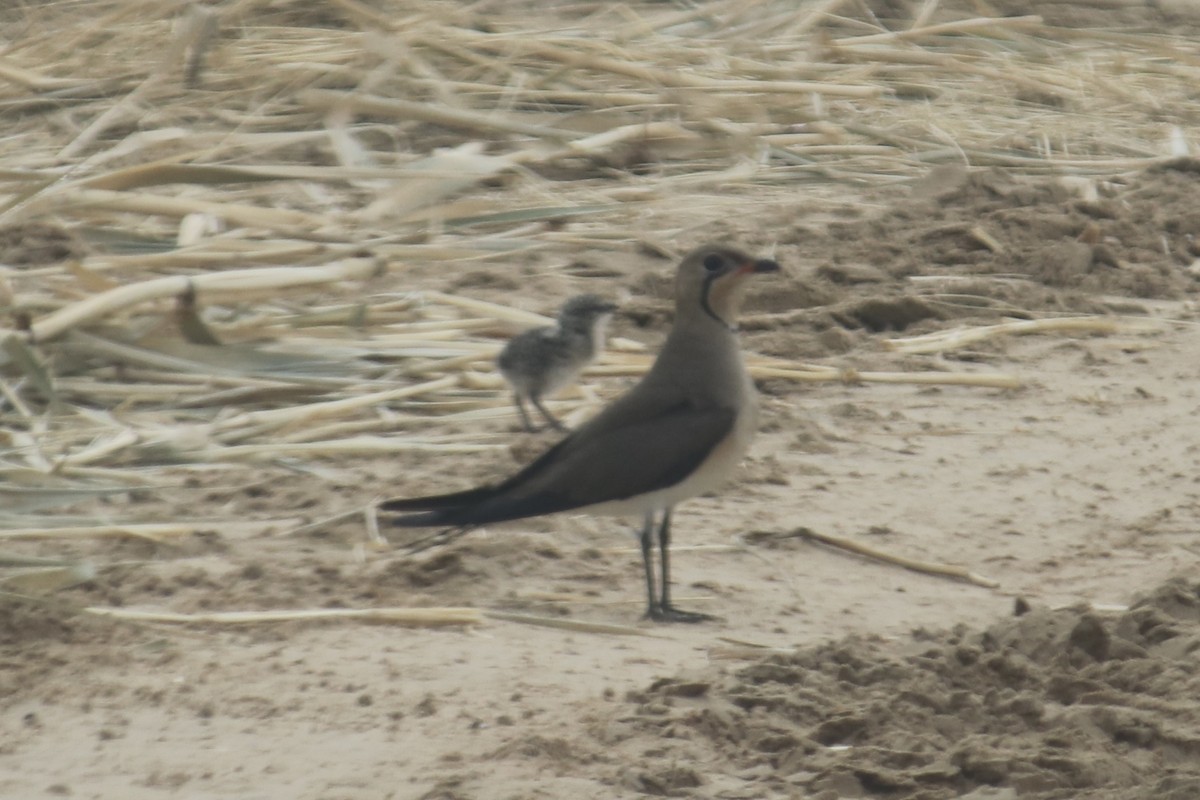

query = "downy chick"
497;293;618;432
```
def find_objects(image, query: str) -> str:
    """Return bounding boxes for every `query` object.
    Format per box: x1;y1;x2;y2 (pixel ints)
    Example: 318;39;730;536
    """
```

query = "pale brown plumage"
382;244;780;621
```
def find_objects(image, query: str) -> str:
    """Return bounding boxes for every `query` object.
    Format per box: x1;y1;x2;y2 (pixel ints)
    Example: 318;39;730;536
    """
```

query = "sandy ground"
5;4;1200;795
4;157;1200;799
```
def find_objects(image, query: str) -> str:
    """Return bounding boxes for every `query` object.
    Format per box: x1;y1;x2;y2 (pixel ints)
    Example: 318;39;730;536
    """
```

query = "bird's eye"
702;254;724;272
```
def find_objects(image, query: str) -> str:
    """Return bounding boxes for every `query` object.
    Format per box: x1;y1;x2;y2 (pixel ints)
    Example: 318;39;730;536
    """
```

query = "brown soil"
599;580;1200;799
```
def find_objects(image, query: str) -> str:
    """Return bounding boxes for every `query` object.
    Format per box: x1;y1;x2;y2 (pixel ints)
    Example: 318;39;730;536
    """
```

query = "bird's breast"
584;371;759;519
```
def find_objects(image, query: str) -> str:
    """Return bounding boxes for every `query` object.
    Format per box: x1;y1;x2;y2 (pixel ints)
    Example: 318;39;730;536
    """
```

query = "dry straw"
84;605;485;628
80;604;660;636
762;527;1000;589
1;1;1194;594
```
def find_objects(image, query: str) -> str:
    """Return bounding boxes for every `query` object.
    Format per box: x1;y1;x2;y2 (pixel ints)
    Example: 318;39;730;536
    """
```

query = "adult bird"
381;244;780;622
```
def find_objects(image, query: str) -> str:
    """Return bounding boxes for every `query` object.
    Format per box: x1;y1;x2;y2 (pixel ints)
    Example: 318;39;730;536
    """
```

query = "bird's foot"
403;526;472;555
646;604;716;623
534;409;568;433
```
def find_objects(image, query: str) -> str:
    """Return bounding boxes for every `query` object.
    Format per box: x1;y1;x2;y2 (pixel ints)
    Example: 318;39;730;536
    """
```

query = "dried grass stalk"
218;375;460;434
483;609;660;637
419;291;553;327
0;523;197;542
835;14;1043;45
595;354;1021;389
207;437;505;462
770;527;1000;588
84;606;483;627
471;36;881;98
56;188;328;230
0;520;304;542
888;316;1170;355
749;365;1022;389
20;255;384;343
1;562;96;594
299;89;570;141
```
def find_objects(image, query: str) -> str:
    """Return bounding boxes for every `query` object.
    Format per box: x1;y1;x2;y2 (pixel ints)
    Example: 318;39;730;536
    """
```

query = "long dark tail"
380;485;499;522
379;481;572;529
379;489;493;551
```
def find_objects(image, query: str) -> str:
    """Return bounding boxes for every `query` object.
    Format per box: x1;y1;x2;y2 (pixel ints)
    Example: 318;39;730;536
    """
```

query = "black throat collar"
700;272;737;332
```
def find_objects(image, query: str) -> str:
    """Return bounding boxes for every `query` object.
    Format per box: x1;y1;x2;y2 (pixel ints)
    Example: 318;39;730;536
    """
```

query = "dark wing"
387;395;735;528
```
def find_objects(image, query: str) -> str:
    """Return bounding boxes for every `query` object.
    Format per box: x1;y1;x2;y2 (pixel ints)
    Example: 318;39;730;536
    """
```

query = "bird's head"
675;245;780;329
558;293;619;334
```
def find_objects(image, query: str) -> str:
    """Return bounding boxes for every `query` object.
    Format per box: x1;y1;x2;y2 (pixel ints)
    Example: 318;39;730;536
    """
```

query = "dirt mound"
584;578;1200;799
771;163;1200;341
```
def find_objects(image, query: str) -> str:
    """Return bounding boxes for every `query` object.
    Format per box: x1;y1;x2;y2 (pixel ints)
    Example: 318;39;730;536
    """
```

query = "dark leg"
652;509;714;623
532;393;567;432
639;512;657;619
514;395;537;432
